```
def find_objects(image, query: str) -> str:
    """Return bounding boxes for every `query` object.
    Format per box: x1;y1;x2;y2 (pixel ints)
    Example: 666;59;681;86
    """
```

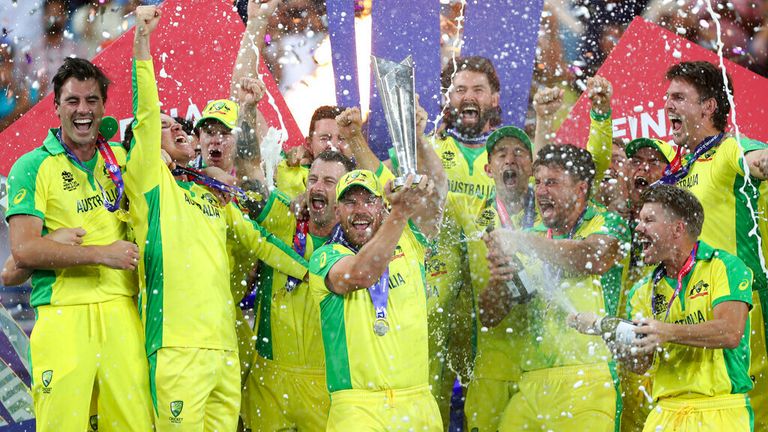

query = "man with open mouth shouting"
659;60;768;429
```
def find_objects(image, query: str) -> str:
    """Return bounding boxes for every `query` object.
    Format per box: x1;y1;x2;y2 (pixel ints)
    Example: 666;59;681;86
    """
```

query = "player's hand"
415;94;428;138
46;227;86;246
484;228;520;257
161;149;176;170
336;107;364;141
290;191;310;221
248;0;280;23
202;166;237;205
135;6;161;35
532;87;564;119
238;77;266;110
586;75;612;116
98;240;139;270
566;311;600;335
631;318;668;355
385;174;434;219
285;145;309;167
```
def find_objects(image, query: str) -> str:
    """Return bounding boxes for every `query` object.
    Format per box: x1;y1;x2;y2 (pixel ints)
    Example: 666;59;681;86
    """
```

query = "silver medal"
373;318;389;336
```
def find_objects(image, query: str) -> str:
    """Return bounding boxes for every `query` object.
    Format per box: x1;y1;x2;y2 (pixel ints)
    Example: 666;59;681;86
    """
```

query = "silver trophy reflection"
372;55;422;189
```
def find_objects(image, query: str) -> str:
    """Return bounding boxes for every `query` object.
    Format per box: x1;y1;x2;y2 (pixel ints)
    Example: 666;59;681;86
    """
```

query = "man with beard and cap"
129;8;309;430
238;150;355;431
382;55;501;421
656;60;768;429
619;186;753;432
308;167;446;431
454;126;537;432
5;56;153;430
487;144;630;432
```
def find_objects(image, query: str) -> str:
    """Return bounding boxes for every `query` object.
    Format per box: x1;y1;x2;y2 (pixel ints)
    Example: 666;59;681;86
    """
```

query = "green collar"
42;129;66;155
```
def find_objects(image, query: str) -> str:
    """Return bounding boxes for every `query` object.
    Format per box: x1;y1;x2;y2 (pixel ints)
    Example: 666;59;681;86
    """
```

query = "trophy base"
393;174;423;190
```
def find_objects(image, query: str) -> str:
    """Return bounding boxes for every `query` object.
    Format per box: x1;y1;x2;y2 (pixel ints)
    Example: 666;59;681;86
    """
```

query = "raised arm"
230;0;279;141
337;107;381;171
532;86;564;158
127;6;164;195
584;76;613;181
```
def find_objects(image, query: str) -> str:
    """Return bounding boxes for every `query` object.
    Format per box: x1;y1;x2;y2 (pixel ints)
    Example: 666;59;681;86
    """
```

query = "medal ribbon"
285;219;309;292
651;242;698;322
496;185;535;229
56;129;124;212
652;134;724;186
328;224;390;324
171;166;249;202
444;128;494;145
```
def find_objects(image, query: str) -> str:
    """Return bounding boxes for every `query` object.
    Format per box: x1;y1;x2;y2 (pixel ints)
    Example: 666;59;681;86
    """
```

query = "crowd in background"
2;0;768;134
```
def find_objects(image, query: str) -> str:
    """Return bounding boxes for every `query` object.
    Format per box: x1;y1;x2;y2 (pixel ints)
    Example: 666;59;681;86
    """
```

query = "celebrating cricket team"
4;2;768;432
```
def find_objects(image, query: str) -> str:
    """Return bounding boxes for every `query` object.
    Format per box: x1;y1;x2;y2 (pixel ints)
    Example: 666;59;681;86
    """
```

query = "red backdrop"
555;17;768;146
0;0;303;176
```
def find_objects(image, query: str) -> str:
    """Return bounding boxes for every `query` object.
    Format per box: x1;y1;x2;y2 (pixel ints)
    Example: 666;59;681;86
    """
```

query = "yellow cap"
336;170;383;200
625;138;676;163
195;99;239;130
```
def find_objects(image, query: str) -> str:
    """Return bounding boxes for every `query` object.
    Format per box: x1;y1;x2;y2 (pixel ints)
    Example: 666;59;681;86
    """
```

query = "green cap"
625;138;676;163
486;126;533;155
99;116;119;141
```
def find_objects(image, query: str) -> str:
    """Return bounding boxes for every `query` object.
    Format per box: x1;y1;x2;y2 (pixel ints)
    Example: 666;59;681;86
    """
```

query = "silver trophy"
372;55;422;189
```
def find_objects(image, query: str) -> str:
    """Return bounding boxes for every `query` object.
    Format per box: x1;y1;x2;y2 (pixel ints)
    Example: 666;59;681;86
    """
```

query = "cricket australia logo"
441;150;457;169
41;370;53;393
170;400;184;423
61;170;79;191
689;280;710;299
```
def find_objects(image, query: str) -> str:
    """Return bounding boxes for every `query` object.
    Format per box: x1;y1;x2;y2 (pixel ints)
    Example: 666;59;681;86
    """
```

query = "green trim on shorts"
148;352;158;415
609;361;623;432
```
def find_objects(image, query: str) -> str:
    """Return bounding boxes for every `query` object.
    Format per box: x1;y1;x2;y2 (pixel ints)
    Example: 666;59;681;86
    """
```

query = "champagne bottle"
506;254;536;304
596;316;643;346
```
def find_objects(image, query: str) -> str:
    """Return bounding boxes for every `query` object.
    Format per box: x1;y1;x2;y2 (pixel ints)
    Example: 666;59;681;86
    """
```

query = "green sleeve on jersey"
309;244;353;279
710;252;754;309
226;204;308;280
592;210;631;243
741;137;768;153
254;189;294;239
126;59;164;195
586;110;613;183
374;162;396;188
626;275;652;320
5;150;49;222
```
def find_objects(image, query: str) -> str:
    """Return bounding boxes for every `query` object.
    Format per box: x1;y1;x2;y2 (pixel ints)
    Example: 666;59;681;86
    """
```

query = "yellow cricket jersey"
626;241;753;401
677;136;766;292
524;205;630;371
309;222;430;392
252;189;326;368
5;132;136;307
274;159;309;199
126;59;308;355
451;191;536;381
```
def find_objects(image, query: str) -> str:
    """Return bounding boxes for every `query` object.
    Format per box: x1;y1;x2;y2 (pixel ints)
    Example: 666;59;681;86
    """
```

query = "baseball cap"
625;138;676;163
194;99;239;131
486;126;533;155
336;170;384;200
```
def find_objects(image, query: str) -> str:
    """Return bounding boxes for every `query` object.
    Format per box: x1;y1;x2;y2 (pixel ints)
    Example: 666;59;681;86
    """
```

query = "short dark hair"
308;105;346;138
52;57;111;105
533;144;596;193
122;119;135;152
312;149;355;173
640;185;704;238
441;56;501;94
666;61;732;132
175;116;194;136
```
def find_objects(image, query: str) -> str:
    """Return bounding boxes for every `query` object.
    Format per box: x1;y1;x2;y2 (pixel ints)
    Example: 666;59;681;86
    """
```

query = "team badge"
41;370;53;393
441;150;457;169
170;400;184;418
